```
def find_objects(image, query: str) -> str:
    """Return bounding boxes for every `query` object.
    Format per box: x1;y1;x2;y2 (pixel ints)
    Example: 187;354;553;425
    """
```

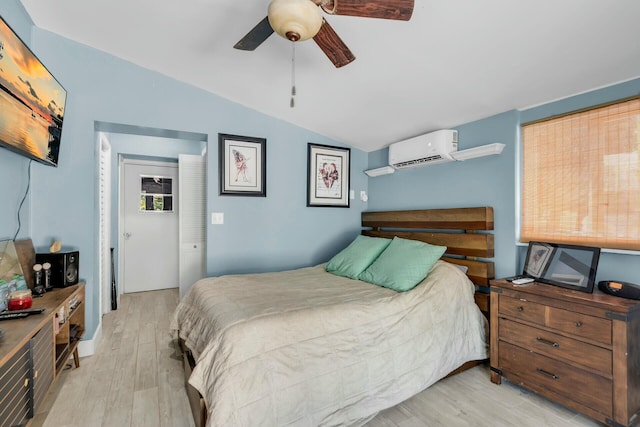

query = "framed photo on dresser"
524;242;553;277
524;241;600;293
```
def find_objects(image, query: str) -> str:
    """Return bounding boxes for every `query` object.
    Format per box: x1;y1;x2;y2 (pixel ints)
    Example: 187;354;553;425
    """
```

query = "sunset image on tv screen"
0;17;67;166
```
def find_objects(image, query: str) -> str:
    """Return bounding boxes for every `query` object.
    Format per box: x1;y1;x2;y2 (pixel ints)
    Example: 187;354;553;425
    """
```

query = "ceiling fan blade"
313;19;356;68
234;16;274;51
321;0;414;21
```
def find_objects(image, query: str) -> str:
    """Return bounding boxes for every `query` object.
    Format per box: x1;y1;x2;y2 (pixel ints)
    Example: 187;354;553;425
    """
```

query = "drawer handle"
536;368;559;380
536;336;559;348
574;321;583;328
517;306;524;312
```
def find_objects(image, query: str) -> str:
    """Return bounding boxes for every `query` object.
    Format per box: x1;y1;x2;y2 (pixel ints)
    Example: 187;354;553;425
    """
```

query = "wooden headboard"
361;207;495;288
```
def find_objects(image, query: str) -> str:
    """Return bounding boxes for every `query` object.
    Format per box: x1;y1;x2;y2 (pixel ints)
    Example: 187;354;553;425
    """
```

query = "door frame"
98;133;112;315
117;157;179;295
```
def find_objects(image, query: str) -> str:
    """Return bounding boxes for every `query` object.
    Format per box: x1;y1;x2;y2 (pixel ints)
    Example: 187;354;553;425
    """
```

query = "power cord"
13;160;32;241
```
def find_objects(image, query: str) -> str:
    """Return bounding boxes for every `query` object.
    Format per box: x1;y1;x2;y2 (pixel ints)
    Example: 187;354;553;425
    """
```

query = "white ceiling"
19;0;640;152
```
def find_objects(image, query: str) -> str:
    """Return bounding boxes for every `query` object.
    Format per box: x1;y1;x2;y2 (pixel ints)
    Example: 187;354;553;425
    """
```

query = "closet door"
178;154;206;298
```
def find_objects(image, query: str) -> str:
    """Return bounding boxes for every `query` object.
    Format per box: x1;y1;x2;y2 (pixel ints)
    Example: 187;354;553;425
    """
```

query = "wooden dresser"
490;279;640;427
0;283;85;426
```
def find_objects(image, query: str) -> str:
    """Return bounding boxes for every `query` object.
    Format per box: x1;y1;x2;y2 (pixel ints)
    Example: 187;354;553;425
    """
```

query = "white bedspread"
170;260;488;427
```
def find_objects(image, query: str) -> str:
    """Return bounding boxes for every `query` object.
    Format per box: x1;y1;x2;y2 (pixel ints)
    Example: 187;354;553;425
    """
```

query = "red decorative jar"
8;290;33;310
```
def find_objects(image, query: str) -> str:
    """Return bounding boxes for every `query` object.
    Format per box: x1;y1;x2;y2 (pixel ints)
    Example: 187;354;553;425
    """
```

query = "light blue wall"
368;78;640;284
1;0;368;340
207;131;368;276
367;111;519;280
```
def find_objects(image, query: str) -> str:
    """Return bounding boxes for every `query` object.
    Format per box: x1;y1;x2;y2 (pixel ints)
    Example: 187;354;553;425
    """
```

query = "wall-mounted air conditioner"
388;129;458;169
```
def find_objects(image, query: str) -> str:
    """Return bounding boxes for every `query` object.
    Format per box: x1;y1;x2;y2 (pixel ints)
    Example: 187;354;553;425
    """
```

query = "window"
521;97;640;250
139;176;174;212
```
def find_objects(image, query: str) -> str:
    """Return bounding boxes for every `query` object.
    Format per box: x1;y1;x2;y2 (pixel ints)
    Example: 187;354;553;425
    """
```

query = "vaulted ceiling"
20;0;640;152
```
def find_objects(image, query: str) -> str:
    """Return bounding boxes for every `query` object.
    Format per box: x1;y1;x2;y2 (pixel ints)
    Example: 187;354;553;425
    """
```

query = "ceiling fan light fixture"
268;0;323;42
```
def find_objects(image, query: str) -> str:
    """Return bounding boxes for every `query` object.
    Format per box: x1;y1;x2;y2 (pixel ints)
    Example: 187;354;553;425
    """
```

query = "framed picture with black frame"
524;241;601;293
219;133;266;197
307;143;350;208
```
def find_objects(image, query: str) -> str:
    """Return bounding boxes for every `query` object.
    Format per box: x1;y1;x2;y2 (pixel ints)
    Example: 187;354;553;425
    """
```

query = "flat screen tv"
0;16;66;167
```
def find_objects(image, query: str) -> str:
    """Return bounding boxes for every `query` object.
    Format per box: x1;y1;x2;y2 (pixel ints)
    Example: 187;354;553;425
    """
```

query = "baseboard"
78;321;102;357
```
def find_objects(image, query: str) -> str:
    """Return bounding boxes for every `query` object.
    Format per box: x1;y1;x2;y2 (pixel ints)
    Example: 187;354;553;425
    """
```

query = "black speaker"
598;280;640;300
35;251;79;288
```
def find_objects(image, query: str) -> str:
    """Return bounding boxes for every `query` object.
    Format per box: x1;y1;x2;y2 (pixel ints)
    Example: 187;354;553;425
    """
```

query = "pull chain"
290;43;296;108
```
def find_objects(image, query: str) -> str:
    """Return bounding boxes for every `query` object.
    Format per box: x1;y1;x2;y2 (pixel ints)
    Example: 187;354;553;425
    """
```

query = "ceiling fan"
234;0;415;68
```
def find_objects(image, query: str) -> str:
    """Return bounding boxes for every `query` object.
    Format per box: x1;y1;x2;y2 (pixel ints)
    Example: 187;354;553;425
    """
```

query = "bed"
171;207;495;427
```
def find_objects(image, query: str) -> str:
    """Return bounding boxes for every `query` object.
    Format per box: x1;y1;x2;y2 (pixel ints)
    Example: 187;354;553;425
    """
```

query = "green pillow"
325;235;392;279
358;237;447;292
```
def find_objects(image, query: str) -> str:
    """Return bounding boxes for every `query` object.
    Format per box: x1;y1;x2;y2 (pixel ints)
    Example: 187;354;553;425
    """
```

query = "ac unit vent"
393;155;444;169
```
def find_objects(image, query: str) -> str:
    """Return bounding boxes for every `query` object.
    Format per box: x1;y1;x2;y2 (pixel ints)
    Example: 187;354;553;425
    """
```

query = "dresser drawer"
547;306;612;346
499;318;612;375
0;343;31;427
499;296;545;325
499;341;612;417
32;323;55;411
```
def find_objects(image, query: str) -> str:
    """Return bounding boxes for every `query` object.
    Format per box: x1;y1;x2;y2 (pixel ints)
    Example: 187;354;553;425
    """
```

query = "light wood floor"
34;289;601;427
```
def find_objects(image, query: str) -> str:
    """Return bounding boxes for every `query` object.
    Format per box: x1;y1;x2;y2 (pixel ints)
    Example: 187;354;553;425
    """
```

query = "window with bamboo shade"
521;97;640;251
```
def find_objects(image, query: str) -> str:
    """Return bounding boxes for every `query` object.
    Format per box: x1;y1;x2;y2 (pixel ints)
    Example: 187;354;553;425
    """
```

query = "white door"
121;159;179;293
178;154;206;298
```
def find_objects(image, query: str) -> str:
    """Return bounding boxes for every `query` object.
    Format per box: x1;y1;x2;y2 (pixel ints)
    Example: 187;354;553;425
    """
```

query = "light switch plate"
349;190;355;200
211;212;224;224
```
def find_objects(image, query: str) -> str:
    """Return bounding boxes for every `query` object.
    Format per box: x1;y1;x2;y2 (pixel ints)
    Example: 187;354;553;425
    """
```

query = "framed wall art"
307;143;350;208
219;133;266;197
